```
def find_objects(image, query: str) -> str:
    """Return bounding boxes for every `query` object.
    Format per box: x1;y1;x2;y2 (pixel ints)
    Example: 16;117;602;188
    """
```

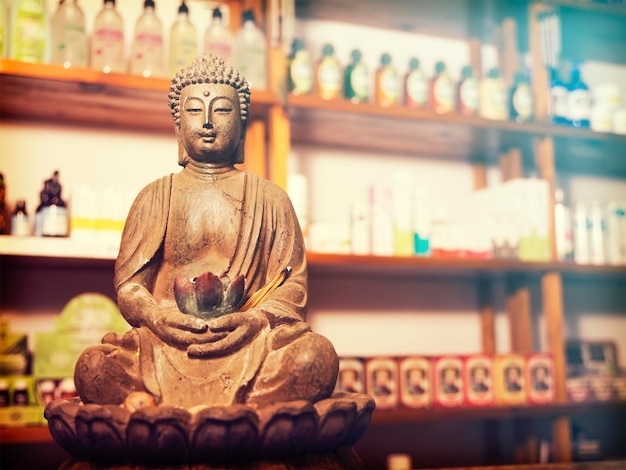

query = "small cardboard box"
495;354;527;405
464;354;495;407
526;353;555;404
433;356;464;408
398;356;432;409
335;357;366;395
365;357;399;410
567;376;591;403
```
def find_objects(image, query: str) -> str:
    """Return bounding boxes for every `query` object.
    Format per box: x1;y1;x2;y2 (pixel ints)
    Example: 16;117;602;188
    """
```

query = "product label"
12;9;46;62
459;78;479;111
290;52;313;94
406;71;427;106
317;59;341;99
513;84;533;119
379;67;398;102
208;42;231;60
433;75;453;112
491;84;507;118
549;85;568;119
350;63;369;100
55;23;87;66
92;28;124;72
567;89;591;122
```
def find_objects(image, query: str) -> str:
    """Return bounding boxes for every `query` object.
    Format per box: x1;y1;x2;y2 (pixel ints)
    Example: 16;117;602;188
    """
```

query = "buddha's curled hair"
168;54;251;127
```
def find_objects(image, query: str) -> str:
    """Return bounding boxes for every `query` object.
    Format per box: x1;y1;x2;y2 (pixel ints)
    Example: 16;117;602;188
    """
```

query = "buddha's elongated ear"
175;125;190;167
235;123;247;165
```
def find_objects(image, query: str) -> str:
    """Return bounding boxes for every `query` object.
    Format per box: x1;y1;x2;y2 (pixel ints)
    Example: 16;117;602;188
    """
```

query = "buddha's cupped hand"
186;309;269;358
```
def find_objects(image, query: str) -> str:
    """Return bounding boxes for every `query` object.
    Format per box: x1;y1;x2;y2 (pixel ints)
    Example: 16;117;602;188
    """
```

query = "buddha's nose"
203;121;213;129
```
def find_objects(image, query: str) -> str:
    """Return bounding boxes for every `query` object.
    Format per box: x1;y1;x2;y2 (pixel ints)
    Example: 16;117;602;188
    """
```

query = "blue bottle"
566;62;591;128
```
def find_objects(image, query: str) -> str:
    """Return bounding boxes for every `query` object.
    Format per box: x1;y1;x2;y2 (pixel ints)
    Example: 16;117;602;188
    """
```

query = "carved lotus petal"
258;400;318;459
224;274;245;309
333;392;376;447
126;406;192;467
44;397;89;461
191;404;260;464
75;404;130;464
194;271;224;311
173;275;198;316
313;396;357;452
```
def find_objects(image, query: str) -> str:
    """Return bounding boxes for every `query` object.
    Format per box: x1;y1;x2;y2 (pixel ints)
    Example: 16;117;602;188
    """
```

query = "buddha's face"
177;83;242;165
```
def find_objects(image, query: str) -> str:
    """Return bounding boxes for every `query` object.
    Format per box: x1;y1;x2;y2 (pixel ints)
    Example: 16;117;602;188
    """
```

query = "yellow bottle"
316;43;342;100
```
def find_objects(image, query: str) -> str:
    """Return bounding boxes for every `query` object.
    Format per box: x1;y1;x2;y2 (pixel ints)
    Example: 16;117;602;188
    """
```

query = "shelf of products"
2;237;624;278
0;60;278;133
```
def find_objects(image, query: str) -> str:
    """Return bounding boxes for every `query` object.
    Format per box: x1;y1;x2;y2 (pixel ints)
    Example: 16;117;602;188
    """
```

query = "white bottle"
203;6;232;62
91;0;124;74
554;188;573;262
573;203;590;264
232;9;267;90
169;1;197;76
130;0;164;78
52;0;87;68
10;0;50;63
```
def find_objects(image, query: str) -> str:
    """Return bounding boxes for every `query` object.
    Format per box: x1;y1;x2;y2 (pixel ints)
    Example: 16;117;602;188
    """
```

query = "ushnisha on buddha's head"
169;55;251;166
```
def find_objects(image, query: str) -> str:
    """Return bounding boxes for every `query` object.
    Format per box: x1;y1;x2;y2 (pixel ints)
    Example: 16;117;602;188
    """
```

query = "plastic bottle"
316;43;341;100
204;6;232;62
91;0;124;74
554;188;573;262
288;38;313;95
130;0;164;78
510;70;533;123
344;49;369;104
430;61;453;114
480;68;507;120
10;0;49;63
169;1;197;76
52;0;87;68
13;378;29;406
456;65;479;116
567;62;591;128
233;9;267;90
11;199;29;236
404;57;427;109
375;52;399;107
573;203;589;264
548;67;568;125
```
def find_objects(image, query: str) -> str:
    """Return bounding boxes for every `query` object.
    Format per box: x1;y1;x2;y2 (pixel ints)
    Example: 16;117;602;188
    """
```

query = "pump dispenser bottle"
91;0;124;73
169;1;197;76
233;9;267;89
204;6;232;62
52;0;87;68
130;0;164;78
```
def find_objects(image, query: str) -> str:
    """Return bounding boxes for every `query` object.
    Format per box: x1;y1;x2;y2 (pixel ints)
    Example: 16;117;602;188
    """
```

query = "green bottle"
344;49;369;103
10;0;50;63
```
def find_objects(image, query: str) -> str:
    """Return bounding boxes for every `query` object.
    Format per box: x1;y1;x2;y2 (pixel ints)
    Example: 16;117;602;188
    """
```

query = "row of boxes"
335;353;556;410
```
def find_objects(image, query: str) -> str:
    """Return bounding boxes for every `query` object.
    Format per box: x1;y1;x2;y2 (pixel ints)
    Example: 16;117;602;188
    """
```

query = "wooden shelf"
307;252;626;279
0;60;279;133
0;425;52;445
288;94;626;159
370;400;626;425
